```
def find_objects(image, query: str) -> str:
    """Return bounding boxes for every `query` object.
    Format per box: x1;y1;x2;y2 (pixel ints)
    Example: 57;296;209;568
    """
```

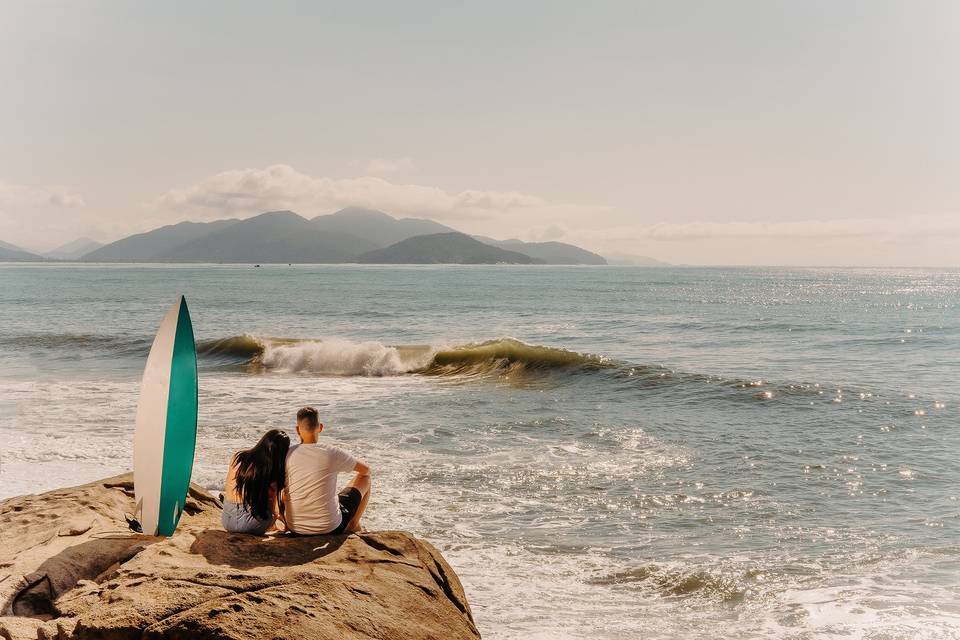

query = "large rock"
0;475;479;640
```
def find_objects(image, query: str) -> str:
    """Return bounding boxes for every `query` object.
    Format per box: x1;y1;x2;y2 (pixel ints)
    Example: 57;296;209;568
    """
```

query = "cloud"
153;164;553;222
0;181;86;209
349;157;418;175
149;165;958;266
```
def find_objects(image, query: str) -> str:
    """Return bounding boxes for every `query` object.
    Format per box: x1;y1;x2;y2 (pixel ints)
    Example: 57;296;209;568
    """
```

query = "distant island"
1;207;667;265
357;232;538;264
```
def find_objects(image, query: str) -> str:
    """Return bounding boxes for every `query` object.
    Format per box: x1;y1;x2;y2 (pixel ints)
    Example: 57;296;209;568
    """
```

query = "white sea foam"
258;337;418;376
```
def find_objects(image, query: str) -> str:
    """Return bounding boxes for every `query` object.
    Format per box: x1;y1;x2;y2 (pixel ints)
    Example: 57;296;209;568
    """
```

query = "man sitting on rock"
282;406;371;535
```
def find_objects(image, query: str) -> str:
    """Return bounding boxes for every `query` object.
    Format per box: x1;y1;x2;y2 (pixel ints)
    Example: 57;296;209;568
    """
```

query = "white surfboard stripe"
133;299;181;536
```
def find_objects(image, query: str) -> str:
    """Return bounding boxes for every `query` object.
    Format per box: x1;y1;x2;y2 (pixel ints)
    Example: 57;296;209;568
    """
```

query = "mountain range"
0;208;666;265
78;208;612;264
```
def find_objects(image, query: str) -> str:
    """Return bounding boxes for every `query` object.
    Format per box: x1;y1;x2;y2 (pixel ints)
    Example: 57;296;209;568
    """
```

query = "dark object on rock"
0;474;479;640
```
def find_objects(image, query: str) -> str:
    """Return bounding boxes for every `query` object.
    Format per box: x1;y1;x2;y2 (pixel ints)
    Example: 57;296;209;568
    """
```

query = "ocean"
1;263;957;639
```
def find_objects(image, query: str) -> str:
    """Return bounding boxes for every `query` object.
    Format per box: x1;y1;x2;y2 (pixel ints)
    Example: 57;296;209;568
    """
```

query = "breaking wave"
196;334;612;378
10;330;884;403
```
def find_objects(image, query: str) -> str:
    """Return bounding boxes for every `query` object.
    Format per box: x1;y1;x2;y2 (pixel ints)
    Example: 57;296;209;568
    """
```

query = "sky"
1;0;958;265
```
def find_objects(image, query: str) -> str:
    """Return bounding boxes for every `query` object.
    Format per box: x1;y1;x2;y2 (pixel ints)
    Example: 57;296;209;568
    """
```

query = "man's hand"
344;459;372;533
353;460;371;477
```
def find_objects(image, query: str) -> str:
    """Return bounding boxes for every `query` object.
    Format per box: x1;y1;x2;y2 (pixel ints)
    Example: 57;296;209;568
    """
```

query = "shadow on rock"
190;530;350;569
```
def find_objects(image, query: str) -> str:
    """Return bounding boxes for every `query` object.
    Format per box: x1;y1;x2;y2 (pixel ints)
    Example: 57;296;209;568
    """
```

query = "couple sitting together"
221;407;371;536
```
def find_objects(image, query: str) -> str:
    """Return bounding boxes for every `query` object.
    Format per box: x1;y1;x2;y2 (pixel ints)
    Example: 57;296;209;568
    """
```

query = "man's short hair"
297;406;320;428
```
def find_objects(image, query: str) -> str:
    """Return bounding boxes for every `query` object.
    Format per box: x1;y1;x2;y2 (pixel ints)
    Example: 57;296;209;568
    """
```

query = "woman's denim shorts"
222;499;272;535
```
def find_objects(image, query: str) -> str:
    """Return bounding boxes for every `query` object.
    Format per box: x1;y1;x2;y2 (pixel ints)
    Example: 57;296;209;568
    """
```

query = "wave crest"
423;338;609;377
196;334;607;378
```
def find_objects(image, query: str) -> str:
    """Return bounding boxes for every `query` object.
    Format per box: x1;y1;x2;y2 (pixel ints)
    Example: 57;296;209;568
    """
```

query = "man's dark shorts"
328;487;363;535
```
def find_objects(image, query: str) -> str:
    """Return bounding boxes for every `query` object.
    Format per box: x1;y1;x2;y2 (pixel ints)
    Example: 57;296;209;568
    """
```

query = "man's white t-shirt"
283;442;357;534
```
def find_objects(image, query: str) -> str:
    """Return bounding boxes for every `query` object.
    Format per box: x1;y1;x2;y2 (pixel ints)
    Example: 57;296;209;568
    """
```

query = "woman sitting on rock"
222;429;290;535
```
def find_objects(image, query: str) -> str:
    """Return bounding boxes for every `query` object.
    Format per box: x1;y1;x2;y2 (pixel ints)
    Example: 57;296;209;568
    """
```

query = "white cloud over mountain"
154;164;553;222
147;164;958;266
5;165;954;266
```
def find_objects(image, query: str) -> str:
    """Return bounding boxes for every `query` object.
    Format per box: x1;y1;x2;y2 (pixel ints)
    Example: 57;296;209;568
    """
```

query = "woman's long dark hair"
232;429;290;521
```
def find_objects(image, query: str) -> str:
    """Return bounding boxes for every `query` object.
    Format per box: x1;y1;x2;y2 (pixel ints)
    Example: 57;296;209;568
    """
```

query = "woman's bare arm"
223;457;241;503
269;482;285;531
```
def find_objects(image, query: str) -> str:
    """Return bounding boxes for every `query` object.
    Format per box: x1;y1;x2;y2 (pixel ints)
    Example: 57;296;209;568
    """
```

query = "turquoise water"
1;264;958;638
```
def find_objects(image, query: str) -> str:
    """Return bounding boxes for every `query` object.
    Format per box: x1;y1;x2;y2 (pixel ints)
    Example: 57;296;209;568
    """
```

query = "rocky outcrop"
0;475;479;640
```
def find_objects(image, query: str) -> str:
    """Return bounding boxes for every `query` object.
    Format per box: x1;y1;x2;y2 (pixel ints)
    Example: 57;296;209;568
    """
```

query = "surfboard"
133;295;198;536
